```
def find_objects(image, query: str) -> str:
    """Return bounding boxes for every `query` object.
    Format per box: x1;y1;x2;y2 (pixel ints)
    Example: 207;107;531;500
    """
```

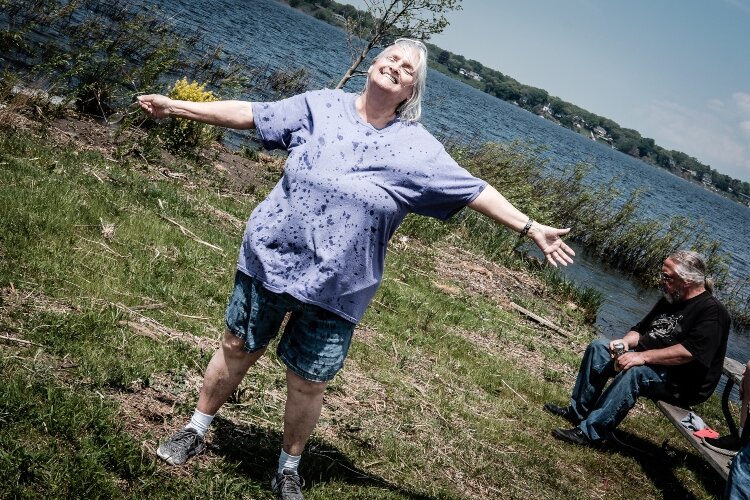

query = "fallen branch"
174;312;211;321
107;300;219;353
159;214;224;254
79;236;125;258
501;379;529;405
0;334;44;348
509;302;571;338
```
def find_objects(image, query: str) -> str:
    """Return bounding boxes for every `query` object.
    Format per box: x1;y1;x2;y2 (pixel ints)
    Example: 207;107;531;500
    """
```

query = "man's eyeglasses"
659;273;676;283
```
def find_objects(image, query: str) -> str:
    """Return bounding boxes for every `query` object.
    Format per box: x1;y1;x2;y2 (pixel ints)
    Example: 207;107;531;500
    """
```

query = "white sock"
185;409;214;437
277;449;301;474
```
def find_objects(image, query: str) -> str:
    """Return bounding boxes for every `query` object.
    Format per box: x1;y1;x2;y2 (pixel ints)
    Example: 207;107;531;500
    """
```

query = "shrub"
158;77;219;152
269;67;310;97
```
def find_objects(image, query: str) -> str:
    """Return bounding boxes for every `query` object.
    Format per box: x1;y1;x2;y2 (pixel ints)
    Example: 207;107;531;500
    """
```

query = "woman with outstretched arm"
138;38;574;499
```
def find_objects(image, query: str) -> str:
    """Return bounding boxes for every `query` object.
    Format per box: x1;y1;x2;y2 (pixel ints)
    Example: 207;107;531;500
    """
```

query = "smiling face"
367;44;419;104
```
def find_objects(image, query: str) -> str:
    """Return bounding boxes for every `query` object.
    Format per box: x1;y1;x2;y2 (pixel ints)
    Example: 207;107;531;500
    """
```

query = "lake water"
154;0;750;362
7;0;750;362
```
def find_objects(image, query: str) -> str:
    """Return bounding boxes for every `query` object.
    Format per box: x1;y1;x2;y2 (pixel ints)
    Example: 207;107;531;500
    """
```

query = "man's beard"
663;289;682;304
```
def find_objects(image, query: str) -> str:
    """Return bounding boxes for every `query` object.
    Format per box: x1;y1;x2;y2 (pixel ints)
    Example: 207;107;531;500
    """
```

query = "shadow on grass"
210;416;435;499
610;429;725;499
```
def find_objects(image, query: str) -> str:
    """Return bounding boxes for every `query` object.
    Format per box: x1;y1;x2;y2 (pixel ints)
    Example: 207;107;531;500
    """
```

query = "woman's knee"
287;369;326;396
221;329;263;359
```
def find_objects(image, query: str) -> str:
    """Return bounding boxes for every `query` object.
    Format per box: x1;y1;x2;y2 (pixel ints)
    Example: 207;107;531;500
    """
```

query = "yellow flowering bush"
161;77;218;152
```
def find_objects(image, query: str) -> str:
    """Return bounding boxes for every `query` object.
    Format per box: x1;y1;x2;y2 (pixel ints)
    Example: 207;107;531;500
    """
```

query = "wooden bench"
656;357;745;480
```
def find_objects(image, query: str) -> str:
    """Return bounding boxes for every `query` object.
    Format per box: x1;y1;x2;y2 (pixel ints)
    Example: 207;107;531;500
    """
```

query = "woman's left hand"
528;223;575;267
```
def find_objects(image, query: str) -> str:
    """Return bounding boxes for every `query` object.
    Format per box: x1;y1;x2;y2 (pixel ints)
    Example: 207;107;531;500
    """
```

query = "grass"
0;116;737;499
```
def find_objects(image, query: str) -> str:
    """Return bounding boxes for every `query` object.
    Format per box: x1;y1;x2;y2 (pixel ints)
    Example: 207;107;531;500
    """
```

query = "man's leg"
568;339;617;422
578;363;668;441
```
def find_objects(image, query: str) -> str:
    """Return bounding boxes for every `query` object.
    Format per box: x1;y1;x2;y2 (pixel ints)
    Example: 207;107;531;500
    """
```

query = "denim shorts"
225;271;356;382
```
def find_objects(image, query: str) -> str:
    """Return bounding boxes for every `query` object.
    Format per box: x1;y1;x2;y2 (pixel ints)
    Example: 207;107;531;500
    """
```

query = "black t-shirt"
633;291;731;405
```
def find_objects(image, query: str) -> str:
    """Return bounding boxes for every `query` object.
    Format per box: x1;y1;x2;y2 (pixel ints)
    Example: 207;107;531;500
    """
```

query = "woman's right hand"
137;94;173;119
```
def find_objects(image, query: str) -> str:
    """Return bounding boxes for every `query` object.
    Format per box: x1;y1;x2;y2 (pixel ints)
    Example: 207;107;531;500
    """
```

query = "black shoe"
702;434;741;457
552;427;595;447
156;427;206;465
544;402;581;425
271;468;305;500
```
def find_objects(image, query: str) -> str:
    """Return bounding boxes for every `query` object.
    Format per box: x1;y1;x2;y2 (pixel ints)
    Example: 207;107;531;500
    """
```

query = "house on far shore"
681;167;697;178
457;68;483;81
592;125;613;143
572;115;586;129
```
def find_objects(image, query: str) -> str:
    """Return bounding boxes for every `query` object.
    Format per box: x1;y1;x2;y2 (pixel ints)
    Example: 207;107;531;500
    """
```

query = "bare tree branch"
335;0;462;89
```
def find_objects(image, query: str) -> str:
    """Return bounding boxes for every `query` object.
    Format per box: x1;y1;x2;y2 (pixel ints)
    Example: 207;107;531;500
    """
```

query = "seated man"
545;250;731;446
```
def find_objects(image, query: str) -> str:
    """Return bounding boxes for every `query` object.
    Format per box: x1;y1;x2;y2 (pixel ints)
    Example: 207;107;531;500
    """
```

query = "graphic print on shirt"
645;313;684;344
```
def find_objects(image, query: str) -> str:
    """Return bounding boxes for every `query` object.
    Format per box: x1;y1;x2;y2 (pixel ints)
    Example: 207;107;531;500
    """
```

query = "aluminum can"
612;341;625;371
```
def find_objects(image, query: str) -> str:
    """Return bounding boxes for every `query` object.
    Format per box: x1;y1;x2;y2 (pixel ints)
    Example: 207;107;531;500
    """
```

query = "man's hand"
608;338;630;356
137;94;173;119
617;351;646;371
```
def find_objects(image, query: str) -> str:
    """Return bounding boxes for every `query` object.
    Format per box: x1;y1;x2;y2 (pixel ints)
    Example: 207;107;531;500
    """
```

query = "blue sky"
346;0;750;182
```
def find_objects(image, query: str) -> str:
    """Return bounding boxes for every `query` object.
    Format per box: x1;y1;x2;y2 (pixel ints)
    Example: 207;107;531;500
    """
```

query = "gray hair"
668;250;714;294
366;38;428;122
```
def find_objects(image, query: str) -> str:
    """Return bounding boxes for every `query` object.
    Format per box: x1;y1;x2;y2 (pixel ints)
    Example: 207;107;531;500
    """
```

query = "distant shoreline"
277;0;750;210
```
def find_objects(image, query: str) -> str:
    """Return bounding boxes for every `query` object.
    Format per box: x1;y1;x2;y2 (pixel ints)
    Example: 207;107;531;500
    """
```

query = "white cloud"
708;98;726;112
733;92;750;115
633;97;750;182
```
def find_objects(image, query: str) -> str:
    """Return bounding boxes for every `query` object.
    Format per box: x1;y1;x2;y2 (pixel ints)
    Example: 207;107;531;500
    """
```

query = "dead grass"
1;107;728;499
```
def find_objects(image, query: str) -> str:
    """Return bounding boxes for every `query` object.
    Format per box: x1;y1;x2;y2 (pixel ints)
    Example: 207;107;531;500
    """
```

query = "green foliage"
1;2;747;494
1;0;263;123
155;77;219;153
23;0;189;115
447;141;750;328
0;359;153;497
268;67;311;96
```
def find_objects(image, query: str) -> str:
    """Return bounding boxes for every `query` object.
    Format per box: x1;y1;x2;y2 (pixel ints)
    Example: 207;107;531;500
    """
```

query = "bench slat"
723;358;745;386
656;400;732;480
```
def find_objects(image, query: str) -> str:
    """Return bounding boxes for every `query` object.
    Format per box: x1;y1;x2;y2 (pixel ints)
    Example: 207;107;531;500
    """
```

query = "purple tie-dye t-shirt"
238;89;486;323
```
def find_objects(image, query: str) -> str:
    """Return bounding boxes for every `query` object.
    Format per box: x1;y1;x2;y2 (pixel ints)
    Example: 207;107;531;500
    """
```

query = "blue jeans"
569;339;671;441
726;441;750;499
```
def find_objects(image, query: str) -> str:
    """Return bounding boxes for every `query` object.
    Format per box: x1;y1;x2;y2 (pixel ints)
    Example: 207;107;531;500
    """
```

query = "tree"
437;49;450;65
466;58;483;73
335;0;462;89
